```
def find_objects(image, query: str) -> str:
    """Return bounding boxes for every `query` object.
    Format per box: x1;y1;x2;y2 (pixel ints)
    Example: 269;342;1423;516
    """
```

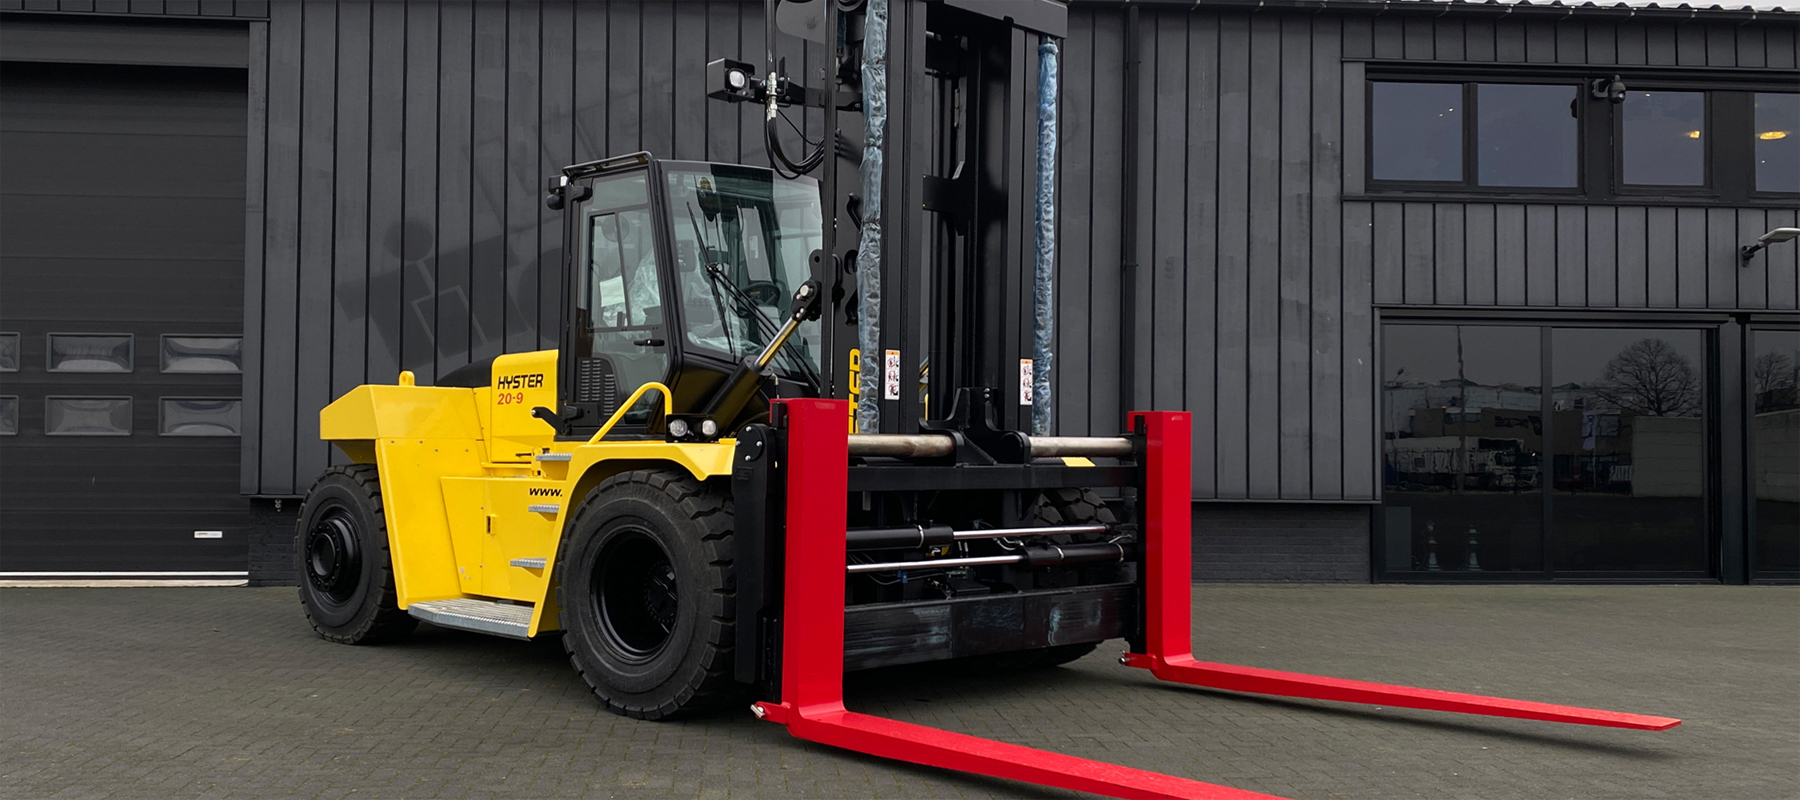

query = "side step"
406;598;534;640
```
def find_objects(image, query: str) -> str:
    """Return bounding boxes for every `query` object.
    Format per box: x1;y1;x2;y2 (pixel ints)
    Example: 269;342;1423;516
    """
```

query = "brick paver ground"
1;585;1793;800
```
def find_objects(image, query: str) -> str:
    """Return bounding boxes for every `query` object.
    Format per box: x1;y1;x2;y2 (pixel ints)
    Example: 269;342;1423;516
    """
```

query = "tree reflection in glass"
1551;329;1708;572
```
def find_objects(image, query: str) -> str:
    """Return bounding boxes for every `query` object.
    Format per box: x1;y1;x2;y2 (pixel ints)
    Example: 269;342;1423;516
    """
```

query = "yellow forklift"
296;2;1677;798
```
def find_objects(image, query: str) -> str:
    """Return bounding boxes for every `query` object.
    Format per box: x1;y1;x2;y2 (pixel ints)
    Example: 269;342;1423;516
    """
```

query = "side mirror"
544;176;590;211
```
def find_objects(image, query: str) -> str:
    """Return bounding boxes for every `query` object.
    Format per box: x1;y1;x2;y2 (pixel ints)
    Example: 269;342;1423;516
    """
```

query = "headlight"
700;419;719;438
667;418;690;439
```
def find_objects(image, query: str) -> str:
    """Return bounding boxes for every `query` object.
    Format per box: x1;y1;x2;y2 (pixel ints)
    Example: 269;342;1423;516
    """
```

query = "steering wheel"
741;280;783;307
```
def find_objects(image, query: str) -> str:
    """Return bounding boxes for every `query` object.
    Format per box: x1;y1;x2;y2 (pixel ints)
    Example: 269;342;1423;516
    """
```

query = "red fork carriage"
739;397;1677;800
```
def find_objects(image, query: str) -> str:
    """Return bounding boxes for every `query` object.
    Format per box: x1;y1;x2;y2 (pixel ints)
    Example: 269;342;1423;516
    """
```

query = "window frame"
1366;76;1590;197
1747;91;1800;200
1374;311;1729;582
1612;86;1714;198
1362;66;1800;206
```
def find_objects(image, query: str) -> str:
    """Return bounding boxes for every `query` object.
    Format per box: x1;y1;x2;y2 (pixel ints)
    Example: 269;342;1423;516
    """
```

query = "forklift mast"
714;0;1068;434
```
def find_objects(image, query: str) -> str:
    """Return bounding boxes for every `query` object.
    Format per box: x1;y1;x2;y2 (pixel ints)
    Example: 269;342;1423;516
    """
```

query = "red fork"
1122;410;1680;733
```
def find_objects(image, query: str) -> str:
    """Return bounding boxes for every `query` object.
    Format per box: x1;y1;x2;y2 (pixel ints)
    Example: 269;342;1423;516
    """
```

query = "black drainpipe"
1117;5;1141;422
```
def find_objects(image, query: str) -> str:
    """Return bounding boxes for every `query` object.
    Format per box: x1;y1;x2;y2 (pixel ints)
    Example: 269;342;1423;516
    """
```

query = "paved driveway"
2;585;1793;799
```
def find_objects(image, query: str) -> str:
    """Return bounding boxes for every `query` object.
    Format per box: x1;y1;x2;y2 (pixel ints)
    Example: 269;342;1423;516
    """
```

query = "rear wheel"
557;469;741;720
295;465;417;644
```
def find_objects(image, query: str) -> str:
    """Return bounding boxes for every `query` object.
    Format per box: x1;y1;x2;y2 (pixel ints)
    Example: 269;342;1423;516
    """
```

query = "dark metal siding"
49;0;1781;503
241;1;814;496
1057;3;1799;503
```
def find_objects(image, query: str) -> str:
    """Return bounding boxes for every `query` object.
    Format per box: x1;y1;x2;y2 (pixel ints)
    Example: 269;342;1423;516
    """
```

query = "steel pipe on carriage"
844;434;1135;459
845;523;1111;551
845;542;1128;574
951;524;1109;541
846;434;955;458
1026;436;1135;459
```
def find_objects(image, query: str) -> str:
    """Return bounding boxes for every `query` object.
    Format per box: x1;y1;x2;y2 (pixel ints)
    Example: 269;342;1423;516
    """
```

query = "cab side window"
574;173;669;426
587;210;662;329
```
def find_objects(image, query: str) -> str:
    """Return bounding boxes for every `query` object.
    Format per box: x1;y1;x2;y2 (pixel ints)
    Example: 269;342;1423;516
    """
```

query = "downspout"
855;0;888;433
1117;5;1141;425
1031;39;1059;436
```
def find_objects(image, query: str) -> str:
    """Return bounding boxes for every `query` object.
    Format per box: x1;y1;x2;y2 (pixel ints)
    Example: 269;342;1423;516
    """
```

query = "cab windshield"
664;165;823;379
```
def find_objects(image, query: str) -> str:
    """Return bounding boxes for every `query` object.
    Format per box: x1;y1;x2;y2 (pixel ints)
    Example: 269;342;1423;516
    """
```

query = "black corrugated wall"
1055;2;1800;505
11;0;1796;510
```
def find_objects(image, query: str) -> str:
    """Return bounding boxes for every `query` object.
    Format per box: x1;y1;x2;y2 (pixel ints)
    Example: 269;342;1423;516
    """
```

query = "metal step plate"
406;598;534;640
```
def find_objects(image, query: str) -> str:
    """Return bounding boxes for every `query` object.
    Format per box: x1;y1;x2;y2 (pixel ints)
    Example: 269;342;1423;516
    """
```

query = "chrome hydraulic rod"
847;542;1128;573
952;524;1108;541
844;433;1135;459
847;554;1022;573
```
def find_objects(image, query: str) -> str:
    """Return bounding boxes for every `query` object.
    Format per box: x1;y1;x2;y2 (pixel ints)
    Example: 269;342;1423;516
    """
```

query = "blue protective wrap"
854;0;888;433
1031;39;1059;436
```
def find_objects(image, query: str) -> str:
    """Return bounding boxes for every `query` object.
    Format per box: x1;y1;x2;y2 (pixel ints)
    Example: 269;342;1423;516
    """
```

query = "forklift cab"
549;153;825;438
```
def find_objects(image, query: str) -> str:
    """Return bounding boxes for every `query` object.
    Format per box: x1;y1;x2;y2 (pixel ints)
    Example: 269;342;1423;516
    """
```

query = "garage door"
0;60;248;577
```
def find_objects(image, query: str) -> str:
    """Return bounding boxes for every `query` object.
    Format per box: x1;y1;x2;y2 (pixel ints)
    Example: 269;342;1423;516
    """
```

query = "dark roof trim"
1070;0;1796;21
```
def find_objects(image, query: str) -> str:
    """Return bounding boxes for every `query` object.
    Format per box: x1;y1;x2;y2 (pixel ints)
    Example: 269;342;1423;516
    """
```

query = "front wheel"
295;465;417;644
557;469;742;720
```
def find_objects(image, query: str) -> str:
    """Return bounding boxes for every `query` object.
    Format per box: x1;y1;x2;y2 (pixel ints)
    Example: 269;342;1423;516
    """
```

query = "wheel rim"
305;508;362;603
593;528;678;662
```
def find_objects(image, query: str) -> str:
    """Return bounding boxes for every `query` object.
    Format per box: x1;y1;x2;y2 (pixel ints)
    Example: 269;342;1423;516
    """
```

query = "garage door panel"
0;195;247;260
1;57;248;575
1;130;248;198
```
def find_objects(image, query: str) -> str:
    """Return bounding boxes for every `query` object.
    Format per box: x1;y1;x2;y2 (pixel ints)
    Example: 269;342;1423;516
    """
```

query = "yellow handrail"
587;381;674;444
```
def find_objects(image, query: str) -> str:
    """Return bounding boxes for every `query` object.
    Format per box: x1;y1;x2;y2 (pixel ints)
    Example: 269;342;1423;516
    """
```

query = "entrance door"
0;62;248;575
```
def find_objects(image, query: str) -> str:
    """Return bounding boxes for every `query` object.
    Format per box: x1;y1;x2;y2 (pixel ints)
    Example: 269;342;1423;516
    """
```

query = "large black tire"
1017;488;1121;668
557;469;741;720
295;465;418;644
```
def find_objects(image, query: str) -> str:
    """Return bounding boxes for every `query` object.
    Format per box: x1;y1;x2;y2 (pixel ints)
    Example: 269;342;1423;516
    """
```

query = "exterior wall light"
1740;227;1800;266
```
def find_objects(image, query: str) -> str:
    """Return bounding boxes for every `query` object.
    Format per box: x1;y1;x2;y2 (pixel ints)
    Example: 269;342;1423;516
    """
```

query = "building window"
1370;80;1581;190
0;333;18;372
46;333;132;373
1368;74;1797;203
1371;82;1463;183
1381;323;1714;578
160;335;243;374
0;396;16;436
1621;91;1707;188
44;397;131;436
1477;83;1579;188
160;397;241;436
1755;93;1799;195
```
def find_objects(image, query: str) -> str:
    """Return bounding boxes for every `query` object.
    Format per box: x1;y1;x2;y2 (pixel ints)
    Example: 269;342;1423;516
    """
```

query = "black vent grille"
576;357;620;416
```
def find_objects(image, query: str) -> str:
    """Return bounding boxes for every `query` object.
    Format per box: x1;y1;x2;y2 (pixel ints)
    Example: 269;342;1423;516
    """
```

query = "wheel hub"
595;530;678;660
305;511;361;602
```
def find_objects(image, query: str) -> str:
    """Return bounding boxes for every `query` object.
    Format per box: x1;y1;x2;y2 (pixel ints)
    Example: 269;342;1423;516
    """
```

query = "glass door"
1381;324;1545;576
1750;328;1799;581
1549;328;1710;574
